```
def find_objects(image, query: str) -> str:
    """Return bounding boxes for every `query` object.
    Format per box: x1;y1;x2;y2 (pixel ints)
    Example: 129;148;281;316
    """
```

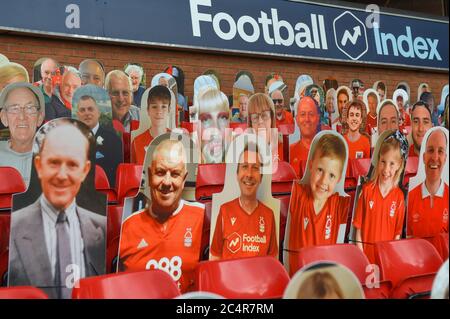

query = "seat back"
295;244;371;283
403;157;419;186
95;165;117;204
425;232;449;262
72;270;180;299
390;273;436;299
115;163;143;204
0;286;48;299
195;164;226;202
0;214;11;255
195;256;289;299
271;161;296;195
374;238;443;288
0;167;26;211
352;158;371;180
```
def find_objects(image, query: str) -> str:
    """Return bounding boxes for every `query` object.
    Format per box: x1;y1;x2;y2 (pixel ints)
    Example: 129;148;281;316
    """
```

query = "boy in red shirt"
407;128;449;238
364;90;379;136
132;86;171;164
119;138;204;292
353;130;408;263
342;100;371;159
210;143;278;260
285;132;351;276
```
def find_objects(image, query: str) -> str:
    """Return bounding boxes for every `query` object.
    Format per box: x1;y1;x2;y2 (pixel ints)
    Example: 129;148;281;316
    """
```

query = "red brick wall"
1;33;448;103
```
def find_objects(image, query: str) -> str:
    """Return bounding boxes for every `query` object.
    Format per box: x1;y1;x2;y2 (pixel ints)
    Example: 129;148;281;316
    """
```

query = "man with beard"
342;100;371;159
407;128;448;238
106;70;140;133
210;143;278;260
409;101;433;157
118;138;205;293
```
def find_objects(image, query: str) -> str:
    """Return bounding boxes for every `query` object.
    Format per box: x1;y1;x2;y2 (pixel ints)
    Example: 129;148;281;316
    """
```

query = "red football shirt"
344;134;371;159
289;140;310;178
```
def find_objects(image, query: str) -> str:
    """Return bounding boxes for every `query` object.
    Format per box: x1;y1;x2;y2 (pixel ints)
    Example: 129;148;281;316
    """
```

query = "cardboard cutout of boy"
284;131;351;276
209;133;280;260
8;118;107;299
72;84;123;187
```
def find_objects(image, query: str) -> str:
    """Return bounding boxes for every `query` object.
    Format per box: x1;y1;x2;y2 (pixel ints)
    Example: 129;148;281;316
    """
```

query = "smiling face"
1;87;43;148
77;97;100;130
238;95;248;118
296;97;319;140
423;130;447;185
377;148;402;187
148;98;169;129
149;141;187;216
367;94;377;116
237;149;262;200
412;105;432;150
347;105;362;132
109;75;132;120
35;124;91;211
80;60;104;87
40;59;58;87
61;72;81;104
129;70;141;92
271;90;284;118
337;92;348;115
378;104;399;135
309;152;342;203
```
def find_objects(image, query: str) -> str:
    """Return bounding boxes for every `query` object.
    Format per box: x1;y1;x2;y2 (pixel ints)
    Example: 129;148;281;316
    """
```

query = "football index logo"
227;232;242;254
333;11;368;60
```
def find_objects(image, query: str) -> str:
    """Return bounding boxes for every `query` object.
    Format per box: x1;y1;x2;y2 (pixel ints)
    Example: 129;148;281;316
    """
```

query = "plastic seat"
352;158;371;180
271;161;296;195
0;214;11;254
106;205;123;273
344;161;357;190
115;163;143;204
403;157;419;186
95;165;118;204
229;122;248;132
278;195;290;261
374;238;443;298
122;132;132;163
201;201;212;261
0;286;48;299
0;167;26;211
130;120;140;131
425;232;449;262
72;270;180;299
195;164;226;202
195;256;289;299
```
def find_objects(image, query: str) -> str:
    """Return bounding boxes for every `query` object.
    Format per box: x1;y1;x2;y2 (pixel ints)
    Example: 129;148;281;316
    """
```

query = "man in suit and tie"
76;95;123;186
8;119;106;299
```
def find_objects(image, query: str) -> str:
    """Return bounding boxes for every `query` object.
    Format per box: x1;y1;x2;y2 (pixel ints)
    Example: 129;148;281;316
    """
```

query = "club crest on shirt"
369;200;374;210
304;217;309;230
412;213;420;223
231;217;236;226
390;201;397;217
325;214;332;240
443;209;448;223
259;216;265;233
184;227;192;247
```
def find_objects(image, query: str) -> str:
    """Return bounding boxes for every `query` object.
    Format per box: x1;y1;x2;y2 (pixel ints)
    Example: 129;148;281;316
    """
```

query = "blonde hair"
197;87;229;115
105;69;132;92
311;134;346;176
297;271;344;299
371;136;405;186
0;62;29;89
247;93;276;128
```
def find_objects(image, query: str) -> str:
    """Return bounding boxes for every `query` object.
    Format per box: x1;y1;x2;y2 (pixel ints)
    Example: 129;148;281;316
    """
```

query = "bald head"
79;59;104;87
151;139;187;172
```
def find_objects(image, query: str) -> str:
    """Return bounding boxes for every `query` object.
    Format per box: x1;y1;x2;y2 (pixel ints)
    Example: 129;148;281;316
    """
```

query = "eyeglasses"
110;90;131;98
250;110;271;123
4;104;40;115
272;99;283;105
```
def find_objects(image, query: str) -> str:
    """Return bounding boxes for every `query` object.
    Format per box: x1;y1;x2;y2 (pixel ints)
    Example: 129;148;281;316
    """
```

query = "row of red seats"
0;237;446;299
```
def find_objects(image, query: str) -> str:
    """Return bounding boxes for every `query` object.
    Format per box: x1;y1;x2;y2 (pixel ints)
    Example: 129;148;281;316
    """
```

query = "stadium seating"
130;120;140;131
403;157;419;186
201;201;212;261
425;232;449;262
115;163;143;204
351;158;371;180
95;165;118;204
72;269;181;299
374;238;443;299
229;122;248;132
195;256;290;298
0;286;48;299
106;205;124;273
0;167;26;212
195;163;226;202
271;161;296;196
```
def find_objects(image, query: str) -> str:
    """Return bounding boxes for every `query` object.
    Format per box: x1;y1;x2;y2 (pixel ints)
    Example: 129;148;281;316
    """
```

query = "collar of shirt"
92;122;100;135
40;195;77;225
148;199;185;220
421;180;445;199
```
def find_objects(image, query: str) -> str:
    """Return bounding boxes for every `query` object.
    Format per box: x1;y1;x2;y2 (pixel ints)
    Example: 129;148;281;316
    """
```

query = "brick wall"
1;33;448;103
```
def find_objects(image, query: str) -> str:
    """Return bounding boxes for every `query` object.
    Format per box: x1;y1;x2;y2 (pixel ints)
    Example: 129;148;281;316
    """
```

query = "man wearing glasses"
270;89;294;128
105;70;140;133
0;83;45;185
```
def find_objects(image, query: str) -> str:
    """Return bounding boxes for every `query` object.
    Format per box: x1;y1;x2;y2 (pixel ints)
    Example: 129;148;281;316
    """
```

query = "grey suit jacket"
8;198;106;299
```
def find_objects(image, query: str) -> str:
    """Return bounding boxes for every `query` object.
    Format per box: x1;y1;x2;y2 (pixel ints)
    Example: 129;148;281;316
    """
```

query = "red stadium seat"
374;238;443;298
351;158;371;180
122;132;132;163
294;244;371;283
426;232;449;261
271;161;296;195
72;270;181;299
195;256;289;299
344;162;357;190
201;201;212;261
106;205;123;273
0;167;26;211
130;120;140;131
229;122;248;132
181;121;194;133
195;164;226;202
403;157;419;186
95;165;118;204
115;163;143;204
0;286;48;299
278;195;290;261
0;214;11;284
